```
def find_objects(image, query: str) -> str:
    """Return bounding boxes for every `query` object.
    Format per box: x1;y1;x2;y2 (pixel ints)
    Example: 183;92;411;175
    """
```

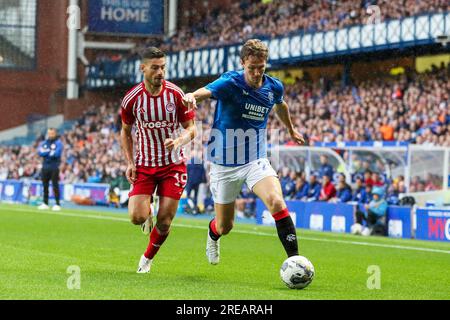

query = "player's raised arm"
182;87;212;111
274;100;306;145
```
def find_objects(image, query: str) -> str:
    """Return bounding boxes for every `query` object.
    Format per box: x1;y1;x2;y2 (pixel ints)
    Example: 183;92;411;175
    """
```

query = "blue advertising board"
0;180;110;206
23;180;65;203
416;208;450;242
256;200;354;233
256;200;413;238
88;0;164;35
72;183;110;206
302;202;354;233
386;206;412;239
0;180;23;203
255;200;303;228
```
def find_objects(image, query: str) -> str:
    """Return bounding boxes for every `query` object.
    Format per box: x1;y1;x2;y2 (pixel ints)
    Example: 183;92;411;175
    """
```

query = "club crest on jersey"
165;102;176;113
268;92;274;103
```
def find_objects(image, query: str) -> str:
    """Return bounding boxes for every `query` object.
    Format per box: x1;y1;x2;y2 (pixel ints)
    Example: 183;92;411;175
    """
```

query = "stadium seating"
156;0;449;53
1;0;448;213
1;64;448;206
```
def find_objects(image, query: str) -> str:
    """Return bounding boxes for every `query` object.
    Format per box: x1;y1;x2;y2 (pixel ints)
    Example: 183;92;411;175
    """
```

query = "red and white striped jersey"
121;80;195;167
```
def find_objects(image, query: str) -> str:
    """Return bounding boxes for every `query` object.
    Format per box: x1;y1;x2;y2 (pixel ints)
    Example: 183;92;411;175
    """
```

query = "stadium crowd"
92;0;449;61
158;0;449;53
0;103;125;186
194;63;450;147
269;63;450;146
0;61;447;214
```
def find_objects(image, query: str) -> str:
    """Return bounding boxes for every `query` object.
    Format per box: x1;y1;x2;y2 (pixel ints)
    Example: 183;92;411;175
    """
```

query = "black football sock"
275;215;299;257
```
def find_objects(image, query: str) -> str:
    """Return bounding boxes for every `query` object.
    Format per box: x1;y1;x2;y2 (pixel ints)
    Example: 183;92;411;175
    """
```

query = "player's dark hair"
140;47;165;61
240;39;269;62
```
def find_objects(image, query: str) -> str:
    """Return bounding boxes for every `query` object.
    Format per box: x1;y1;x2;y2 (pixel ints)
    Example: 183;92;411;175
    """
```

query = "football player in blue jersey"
183;39;305;265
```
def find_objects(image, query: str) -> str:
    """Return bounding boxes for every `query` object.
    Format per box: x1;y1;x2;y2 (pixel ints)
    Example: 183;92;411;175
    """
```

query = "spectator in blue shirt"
282;171;297;199
37;128;63;211
279;168;291;196
364;184;373;204
306;173;321;201
331;175;353;203
318;154;334;182
386;183;400;205
236;184;257;218
356;187;388;236
352;177;368;203
294;176;309;201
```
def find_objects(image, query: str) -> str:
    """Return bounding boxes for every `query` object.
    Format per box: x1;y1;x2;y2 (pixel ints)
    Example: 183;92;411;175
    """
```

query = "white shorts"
209;158;278;204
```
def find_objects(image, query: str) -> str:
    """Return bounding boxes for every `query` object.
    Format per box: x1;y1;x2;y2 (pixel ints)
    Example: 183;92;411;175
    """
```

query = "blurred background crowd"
1;0;449;216
1;62;448;215
94;0;450;62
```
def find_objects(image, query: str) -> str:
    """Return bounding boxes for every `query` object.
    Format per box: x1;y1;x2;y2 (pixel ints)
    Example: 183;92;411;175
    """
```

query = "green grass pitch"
0;203;449;300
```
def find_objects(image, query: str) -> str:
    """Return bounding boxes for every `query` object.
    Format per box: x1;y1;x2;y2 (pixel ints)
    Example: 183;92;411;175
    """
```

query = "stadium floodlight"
436;34;450;46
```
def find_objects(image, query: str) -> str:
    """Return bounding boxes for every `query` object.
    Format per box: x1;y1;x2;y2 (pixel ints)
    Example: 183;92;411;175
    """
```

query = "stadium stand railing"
86;11;450;87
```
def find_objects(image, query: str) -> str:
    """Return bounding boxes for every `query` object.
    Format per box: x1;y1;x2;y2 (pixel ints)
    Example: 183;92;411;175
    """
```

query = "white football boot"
52;205;61;211
206;231;220;265
37;203;49;210
137;255;153;273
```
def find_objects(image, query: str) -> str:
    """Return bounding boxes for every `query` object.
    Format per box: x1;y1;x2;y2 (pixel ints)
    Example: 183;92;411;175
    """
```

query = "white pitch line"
2;206;450;255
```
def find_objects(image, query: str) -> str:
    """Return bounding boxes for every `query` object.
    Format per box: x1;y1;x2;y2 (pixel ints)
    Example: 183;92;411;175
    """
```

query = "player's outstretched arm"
120;122;137;184
164;119;197;152
182;87;212;111
274;101;306;145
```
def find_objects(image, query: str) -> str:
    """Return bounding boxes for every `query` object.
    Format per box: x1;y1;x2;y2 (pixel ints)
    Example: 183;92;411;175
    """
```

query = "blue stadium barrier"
313;141;410;148
256;199;413;239
256;200;353;232
0;180;110;206
0;180;24;203
386;206;412;239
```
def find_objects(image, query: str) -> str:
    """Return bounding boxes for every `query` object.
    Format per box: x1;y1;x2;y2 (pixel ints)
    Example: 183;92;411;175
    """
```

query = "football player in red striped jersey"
120;47;197;273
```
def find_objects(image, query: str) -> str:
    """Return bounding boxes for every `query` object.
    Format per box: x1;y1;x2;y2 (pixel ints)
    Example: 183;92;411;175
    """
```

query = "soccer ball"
280;255;315;289
351;223;363;235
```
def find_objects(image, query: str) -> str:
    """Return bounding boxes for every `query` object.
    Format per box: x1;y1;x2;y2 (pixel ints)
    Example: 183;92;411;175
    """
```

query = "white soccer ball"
351;223;363;235
280;255;315;289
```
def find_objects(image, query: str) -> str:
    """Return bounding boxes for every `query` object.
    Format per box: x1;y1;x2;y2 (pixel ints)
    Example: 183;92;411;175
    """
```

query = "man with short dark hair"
319;174;336;201
318;154;334;181
352;176;367;203
37;128;63;211
306;173;321;201
120;47;197;273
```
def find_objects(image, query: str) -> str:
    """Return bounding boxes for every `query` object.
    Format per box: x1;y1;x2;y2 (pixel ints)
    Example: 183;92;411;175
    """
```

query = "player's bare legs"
138;196;179;273
213;202;236;235
252;176;285;213
206;202;235;265
128;195;151;225
153;196;179;234
252;176;299;257
128;194;154;235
